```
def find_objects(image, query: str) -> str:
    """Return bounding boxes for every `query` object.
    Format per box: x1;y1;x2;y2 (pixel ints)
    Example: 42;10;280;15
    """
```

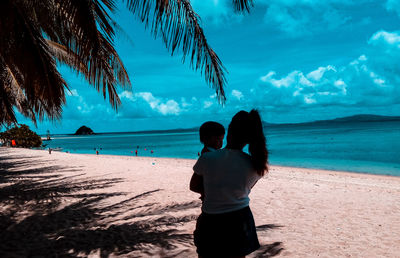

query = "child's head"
199;121;225;149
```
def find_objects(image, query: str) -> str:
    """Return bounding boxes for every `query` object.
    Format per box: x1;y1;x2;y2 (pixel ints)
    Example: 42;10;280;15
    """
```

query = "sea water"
44;121;400;176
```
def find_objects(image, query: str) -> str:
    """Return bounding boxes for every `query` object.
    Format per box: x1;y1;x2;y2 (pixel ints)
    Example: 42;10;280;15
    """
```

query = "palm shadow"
0;149;200;256
0;148;284;257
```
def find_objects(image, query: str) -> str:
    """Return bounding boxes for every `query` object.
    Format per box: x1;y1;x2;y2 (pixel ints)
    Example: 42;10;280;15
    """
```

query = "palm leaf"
1;0;66;123
42;0;131;109
124;0;227;102
46;40;89;77
0;57;36;126
232;0;254;13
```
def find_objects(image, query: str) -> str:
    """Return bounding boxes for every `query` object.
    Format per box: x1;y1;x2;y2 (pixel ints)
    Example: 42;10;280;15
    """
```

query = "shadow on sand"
0;148;283;257
254;224;284;257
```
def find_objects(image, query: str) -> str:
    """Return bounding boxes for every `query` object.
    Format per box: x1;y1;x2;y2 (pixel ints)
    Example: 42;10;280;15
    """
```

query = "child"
194;121;225;200
199;121;225;155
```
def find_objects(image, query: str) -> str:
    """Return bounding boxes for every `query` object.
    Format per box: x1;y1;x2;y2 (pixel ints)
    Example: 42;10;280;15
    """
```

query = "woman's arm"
190;173;204;194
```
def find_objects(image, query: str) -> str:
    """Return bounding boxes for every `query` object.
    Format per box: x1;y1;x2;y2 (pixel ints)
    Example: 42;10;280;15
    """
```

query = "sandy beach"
1;147;399;257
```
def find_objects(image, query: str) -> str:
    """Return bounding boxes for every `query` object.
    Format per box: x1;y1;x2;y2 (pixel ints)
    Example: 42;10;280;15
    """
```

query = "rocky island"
74;126;95;135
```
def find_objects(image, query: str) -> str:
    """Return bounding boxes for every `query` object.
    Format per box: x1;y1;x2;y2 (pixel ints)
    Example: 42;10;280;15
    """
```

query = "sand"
1;147;399;257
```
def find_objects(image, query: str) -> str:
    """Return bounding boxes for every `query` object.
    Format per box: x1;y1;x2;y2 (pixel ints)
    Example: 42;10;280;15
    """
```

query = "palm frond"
49;0;131;109
0;56;36;126
125;0;227;102
1;0;66;123
232;0;254;13
0;69;18;126
46;40;89;76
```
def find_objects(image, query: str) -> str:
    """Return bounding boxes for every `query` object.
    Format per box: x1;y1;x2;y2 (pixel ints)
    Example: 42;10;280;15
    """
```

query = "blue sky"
17;0;400;133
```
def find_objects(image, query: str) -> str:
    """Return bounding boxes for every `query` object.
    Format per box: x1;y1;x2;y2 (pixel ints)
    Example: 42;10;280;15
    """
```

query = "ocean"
43;121;400;176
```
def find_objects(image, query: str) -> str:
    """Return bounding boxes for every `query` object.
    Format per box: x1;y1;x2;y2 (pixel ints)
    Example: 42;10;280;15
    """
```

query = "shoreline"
26;146;400;179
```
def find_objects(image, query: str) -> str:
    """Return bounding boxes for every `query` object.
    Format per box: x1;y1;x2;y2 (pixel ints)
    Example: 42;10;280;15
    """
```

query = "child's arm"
189;173;204;195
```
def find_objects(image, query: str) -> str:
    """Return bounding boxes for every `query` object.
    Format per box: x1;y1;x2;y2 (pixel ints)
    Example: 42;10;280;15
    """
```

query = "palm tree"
0;0;253;127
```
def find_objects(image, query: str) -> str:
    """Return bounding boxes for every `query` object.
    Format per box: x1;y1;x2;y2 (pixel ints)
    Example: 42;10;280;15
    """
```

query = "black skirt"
194;206;260;257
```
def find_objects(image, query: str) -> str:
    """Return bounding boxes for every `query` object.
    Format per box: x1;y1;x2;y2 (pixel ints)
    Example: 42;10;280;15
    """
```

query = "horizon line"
42;114;400;136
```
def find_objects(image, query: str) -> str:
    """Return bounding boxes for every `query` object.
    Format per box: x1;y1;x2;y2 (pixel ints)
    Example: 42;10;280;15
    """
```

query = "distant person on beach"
135;149;138;156
190;110;268;257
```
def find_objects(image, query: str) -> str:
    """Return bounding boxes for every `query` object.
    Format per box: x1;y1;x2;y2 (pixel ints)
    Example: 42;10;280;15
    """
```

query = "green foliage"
0;124;42;148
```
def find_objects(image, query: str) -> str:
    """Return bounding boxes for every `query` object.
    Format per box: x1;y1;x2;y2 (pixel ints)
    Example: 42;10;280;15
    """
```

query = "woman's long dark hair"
227;109;268;175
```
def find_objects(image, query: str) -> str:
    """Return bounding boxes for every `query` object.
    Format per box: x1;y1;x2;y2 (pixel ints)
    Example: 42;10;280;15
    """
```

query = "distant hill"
264;114;400;127
328;114;400;123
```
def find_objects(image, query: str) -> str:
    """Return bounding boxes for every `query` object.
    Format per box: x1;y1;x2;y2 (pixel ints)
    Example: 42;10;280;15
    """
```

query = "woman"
190;110;268;258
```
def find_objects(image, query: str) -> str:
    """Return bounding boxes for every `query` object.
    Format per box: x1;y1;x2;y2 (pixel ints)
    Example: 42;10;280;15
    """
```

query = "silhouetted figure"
190;110;269;257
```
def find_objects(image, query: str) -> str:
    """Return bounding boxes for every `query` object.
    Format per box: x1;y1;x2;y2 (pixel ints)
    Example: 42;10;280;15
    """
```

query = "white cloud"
62;90;186;122
119;91;134;100
203;100;214;109
61;87;231;125
63;89;115;120
67;89;79;97
231;89;244;100
307;66;336;81
158;100;180;115
253;31;400;109
119;91;181;117
369;30;400;48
